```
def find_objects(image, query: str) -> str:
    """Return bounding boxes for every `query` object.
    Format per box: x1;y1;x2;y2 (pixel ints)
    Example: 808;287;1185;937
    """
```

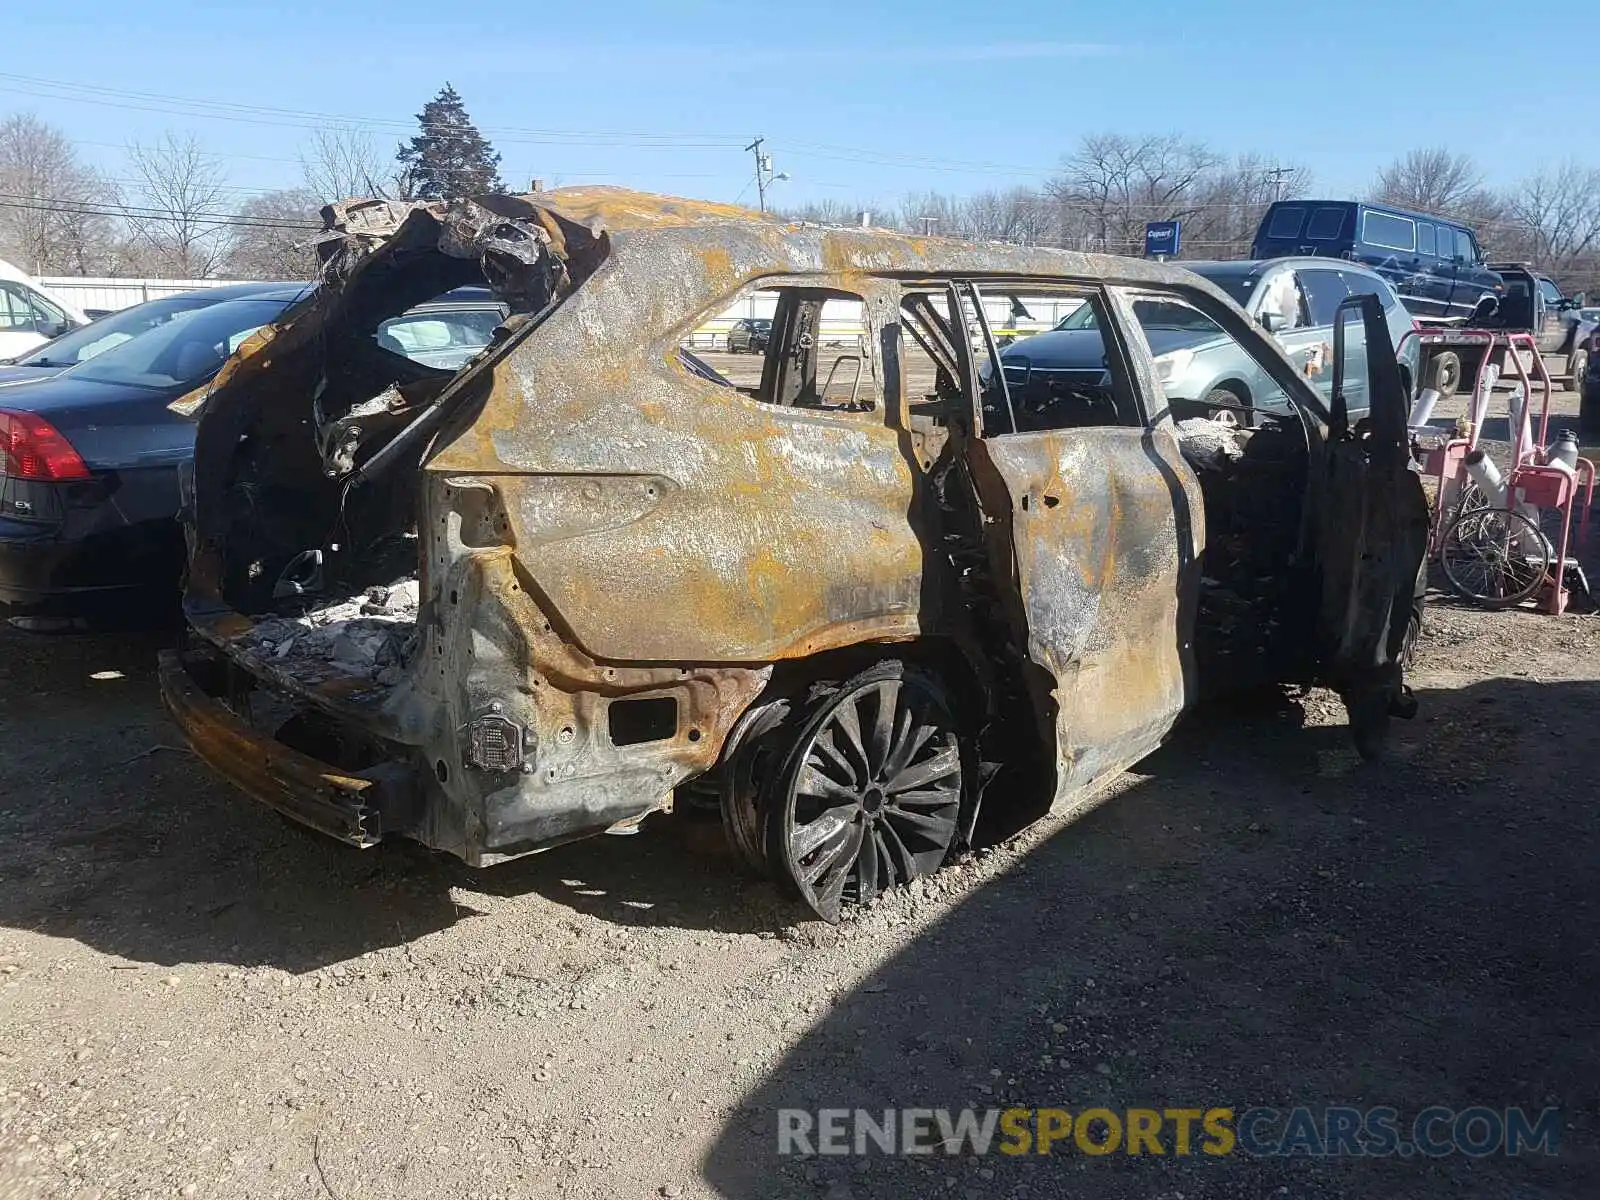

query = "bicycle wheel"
1440;506;1550;608
1446;477;1488;522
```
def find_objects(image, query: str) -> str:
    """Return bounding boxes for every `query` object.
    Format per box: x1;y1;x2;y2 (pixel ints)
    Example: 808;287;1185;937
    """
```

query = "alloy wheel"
767;664;964;923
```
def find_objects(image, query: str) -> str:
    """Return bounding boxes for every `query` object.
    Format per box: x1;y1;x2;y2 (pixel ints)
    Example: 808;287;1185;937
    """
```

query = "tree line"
781;139;1600;298
0;83;504;280
5;97;1600;299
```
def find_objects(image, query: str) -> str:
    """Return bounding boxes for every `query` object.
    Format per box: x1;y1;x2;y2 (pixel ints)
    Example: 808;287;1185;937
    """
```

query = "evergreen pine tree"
395;84;504;199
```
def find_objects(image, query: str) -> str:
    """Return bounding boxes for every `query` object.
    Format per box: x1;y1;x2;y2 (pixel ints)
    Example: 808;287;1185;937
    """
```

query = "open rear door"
1316;293;1430;755
948;280;1201;802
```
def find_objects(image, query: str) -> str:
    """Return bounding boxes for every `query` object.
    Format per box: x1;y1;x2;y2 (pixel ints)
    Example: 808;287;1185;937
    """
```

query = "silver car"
1001;258;1420;421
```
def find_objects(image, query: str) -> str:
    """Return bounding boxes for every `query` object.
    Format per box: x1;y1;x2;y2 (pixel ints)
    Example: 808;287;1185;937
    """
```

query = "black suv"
1252;200;1502;322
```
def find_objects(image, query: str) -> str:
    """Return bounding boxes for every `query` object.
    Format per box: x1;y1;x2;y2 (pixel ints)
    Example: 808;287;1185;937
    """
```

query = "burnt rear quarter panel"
424;225;926;664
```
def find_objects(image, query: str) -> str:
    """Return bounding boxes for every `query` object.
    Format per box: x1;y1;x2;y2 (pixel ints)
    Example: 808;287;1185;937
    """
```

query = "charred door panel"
459;275;924;665
974;425;1202;797
1318;294;1430;752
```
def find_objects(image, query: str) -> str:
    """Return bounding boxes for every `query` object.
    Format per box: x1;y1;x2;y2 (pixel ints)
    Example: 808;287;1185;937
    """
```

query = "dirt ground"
3;390;1599;1200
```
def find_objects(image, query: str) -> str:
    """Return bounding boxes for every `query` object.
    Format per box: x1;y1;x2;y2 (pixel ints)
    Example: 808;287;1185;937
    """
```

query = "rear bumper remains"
158;647;396;847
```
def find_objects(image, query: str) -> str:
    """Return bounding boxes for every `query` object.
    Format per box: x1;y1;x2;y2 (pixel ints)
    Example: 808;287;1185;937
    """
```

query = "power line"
2;71;1560;243
0;192;319;232
0;73;747;149
0;71;1072;181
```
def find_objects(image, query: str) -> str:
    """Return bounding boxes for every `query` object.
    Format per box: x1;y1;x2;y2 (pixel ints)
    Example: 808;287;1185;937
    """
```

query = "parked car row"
1249;200;1600;413
0;280;298;387
993;257;1420;423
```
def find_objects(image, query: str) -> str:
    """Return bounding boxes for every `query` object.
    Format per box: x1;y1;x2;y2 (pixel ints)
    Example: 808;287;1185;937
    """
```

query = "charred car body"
160;189;1428;923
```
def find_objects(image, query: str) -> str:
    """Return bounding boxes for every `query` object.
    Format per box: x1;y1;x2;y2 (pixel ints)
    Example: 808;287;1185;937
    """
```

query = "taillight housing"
0;409;90;481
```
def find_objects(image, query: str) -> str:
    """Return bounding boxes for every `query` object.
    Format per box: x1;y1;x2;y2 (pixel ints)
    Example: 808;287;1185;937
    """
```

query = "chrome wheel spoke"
888;743;961;793
855;825;884;904
867;679;901;775
833;695;870;778
791;804;858;861
796;761;859;804
801;818;863;889
811;729;862;789
876;818;919;882
888;786;959;809
885;804;959;847
882;717;935;781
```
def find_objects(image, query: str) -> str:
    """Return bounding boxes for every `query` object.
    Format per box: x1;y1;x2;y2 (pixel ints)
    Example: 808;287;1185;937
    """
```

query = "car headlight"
1153;347;1194;385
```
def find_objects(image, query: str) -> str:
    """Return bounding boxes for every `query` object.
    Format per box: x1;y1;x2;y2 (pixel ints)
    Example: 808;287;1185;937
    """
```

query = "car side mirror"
1572;293;1586;309
1258;311;1287;334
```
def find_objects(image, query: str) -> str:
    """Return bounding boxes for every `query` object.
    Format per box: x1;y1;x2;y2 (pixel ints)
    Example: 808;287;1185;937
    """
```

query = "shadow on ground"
0;628;803;977
703;676;1600;1199
5;634;1599;1197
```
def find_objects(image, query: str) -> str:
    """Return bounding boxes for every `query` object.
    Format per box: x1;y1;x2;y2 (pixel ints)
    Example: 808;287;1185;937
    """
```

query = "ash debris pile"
235;580;421;685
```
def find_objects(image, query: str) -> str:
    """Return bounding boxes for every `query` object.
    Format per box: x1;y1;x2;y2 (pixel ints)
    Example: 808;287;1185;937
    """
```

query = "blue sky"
3;0;1589;211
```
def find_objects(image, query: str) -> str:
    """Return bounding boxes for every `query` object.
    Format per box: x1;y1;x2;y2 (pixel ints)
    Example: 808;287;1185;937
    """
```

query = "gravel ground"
2;390;1599;1200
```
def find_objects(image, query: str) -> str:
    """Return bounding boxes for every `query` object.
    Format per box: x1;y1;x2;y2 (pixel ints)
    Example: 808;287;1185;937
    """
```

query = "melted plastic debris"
1175;416;1245;470
238;580;420;686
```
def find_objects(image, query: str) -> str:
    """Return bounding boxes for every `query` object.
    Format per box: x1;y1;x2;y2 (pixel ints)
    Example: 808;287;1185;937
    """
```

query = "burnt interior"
1175;416;1311;689
901;285;1315;705
201;253;486;618
189;198;606;643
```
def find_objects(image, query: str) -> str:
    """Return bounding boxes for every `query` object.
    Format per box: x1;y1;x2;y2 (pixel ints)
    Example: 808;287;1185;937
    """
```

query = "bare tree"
49;170;122;276
897;190;969;237
948;187;1057;244
222;188;321;279
124;133;231;277
300;126;392;203
874;146;1309;259
1371;147;1485;215
1368;146;1510;248
1505;163;1600;291
0;112;119;274
1051;134;1222;254
1184;154;1314;260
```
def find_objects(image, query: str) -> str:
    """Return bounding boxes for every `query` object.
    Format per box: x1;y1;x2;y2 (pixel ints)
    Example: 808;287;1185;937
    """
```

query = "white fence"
38;277;266;313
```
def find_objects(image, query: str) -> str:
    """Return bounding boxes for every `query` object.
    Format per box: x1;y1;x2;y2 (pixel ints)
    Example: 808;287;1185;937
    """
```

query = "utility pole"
746;137;768;214
1264;165;1294;203
743;137;789;214
918;215;939;236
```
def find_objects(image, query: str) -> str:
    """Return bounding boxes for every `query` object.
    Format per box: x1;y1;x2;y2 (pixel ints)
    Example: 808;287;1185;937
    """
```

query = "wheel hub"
769;667;967;923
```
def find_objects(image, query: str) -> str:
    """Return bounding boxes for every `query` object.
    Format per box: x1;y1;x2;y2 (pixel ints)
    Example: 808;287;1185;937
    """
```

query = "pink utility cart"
1405;329;1595;613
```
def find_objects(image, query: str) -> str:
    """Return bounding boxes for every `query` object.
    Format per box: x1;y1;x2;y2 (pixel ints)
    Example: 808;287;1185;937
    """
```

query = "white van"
0;259;90;361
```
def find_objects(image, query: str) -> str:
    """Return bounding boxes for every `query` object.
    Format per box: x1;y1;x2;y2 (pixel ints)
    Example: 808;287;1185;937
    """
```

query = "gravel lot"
2;388;1598;1200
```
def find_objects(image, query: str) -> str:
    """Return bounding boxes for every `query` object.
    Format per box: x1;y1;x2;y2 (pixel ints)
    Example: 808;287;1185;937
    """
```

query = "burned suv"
160;189;1427;923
